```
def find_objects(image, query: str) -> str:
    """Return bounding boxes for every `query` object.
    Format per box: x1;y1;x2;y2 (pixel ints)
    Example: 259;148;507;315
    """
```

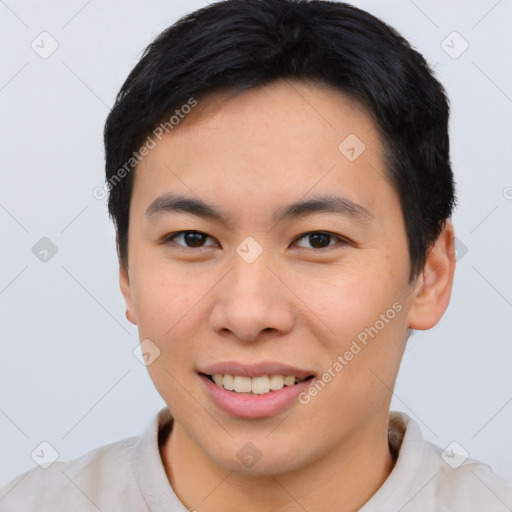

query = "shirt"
0;407;511;511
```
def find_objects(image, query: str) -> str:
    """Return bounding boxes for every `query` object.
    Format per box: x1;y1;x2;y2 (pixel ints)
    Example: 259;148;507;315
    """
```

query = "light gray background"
1;0;511;488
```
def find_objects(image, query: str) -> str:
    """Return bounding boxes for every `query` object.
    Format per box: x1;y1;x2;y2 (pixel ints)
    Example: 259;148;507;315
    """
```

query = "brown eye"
294;231;347;250
166;231;218;248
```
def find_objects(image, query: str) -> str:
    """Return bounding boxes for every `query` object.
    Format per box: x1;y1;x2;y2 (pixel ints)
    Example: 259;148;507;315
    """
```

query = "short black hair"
104;0;456;283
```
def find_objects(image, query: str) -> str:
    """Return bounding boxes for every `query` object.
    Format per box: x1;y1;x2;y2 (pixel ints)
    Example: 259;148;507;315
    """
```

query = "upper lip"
198;361;315;379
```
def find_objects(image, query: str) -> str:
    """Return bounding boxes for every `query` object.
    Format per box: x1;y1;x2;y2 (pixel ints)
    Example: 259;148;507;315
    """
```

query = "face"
120;80;433;475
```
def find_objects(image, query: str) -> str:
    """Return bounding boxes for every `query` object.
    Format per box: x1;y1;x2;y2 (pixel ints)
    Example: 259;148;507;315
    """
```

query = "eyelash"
161;230;350;252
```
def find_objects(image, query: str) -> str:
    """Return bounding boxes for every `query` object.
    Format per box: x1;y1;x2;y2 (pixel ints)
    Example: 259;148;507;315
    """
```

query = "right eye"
163;230;219;249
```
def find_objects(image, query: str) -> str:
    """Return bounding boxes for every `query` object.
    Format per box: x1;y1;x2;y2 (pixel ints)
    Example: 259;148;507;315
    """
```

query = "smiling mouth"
200;372;315;395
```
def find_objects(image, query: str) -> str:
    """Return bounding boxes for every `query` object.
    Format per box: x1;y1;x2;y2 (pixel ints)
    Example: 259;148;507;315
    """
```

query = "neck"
160;412;395;512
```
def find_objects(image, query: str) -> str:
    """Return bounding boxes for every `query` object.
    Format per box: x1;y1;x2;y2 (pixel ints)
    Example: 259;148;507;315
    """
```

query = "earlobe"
407;220;456;330
119;265;138;326
125;309;137;324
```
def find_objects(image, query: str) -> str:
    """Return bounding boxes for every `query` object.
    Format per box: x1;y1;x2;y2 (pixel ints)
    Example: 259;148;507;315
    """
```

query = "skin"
120;79;456;512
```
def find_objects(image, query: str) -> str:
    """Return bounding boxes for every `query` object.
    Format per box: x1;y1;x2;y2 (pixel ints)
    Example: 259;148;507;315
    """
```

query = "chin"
206;439;308;477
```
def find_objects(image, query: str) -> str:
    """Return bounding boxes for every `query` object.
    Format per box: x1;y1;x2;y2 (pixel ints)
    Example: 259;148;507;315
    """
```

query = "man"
1;0;510;510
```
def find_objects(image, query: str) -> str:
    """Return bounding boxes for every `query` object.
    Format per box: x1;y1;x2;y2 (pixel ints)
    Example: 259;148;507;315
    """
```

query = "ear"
119;264;138;325
407;220;456;330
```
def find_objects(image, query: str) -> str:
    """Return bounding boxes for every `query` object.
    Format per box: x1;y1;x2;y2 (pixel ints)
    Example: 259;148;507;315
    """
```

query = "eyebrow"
145;193;373;227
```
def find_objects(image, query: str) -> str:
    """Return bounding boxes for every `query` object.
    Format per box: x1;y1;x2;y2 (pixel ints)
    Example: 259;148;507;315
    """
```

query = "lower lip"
199;374;313;419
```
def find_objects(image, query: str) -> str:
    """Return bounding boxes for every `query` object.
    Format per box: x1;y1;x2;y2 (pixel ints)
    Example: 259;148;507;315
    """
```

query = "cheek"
129;261;224;376
131;264;200;341
295;264;407;396
294;264;399;339
130;268;205;407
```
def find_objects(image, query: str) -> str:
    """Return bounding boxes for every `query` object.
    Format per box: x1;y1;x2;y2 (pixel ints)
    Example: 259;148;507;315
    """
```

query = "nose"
209;250;296;343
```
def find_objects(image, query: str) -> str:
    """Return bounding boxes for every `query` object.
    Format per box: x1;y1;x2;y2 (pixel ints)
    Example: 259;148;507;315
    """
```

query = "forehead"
132;80;396;224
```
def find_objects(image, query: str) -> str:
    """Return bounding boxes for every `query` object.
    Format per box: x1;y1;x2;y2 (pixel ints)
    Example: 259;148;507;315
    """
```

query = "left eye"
293;231;346;250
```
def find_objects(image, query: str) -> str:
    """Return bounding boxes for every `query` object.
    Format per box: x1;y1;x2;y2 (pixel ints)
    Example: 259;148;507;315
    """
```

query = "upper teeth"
212;374;301;394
